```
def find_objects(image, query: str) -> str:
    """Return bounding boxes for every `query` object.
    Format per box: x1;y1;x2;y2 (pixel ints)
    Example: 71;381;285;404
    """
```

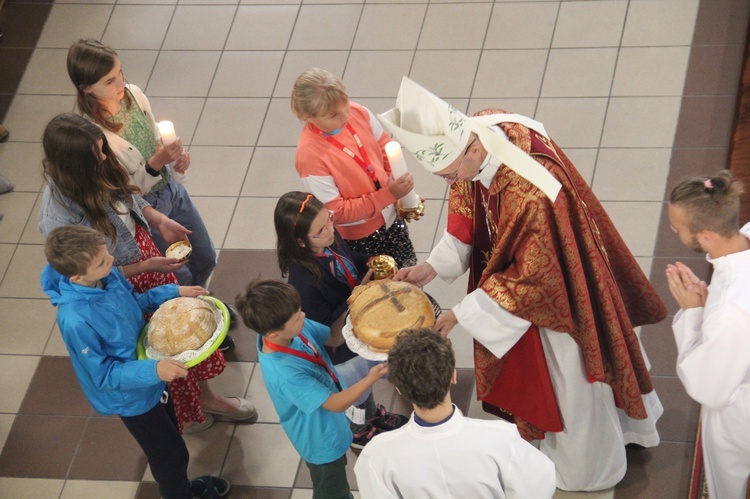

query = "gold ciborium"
368;255;398;280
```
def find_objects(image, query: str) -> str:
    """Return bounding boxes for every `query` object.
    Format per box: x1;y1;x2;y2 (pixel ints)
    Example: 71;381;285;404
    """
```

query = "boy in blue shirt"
235;278;387;499
41;225;229;499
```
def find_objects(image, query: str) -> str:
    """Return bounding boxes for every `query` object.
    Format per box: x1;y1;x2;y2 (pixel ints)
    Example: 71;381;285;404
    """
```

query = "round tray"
342;293;441;361
137;295;229;368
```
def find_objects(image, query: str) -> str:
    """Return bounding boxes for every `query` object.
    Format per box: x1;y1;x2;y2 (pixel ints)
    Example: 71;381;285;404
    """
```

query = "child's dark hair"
45;225;107;277
67;38;133;133
387;328;455;410
275;191;328;280
669;170;744;237
235;279;302;335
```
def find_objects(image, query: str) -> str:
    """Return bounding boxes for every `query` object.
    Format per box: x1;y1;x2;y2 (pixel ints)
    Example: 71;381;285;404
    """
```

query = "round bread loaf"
347;280;435;352
147;297;217;356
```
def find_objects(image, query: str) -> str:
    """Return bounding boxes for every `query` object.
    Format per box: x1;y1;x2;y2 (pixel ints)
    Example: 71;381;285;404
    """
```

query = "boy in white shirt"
354;328;556;498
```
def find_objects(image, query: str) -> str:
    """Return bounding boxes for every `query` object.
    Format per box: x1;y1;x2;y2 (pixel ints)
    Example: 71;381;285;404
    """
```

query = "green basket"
137;295;230;368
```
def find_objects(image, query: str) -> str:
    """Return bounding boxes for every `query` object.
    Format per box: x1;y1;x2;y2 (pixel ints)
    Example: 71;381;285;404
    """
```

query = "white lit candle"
157;120;187;184
384;141;419;209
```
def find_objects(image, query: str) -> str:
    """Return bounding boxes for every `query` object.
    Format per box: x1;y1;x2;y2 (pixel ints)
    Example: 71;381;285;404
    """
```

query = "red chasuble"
450;110;668;440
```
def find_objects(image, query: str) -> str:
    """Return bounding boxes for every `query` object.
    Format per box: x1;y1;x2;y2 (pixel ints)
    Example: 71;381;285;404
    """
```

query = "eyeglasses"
310;211;335;239
433;137;476;182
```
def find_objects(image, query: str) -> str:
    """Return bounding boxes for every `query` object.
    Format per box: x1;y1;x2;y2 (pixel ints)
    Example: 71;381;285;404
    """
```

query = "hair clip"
299;193;313;213
704;179;713;190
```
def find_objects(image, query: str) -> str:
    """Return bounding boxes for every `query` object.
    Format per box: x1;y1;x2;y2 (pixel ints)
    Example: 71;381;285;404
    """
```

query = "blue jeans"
145;177;217;287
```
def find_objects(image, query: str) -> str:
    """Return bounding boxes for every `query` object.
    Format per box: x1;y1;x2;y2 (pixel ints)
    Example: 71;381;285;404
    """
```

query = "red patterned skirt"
129;224;226;432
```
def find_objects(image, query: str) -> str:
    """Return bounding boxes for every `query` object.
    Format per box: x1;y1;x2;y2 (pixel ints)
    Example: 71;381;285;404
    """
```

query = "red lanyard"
316;249;360;289
263;334;342;391
309;122;381;190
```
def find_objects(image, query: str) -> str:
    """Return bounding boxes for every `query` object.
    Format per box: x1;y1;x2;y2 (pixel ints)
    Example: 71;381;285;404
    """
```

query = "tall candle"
384;141;419;209
157;121;187;184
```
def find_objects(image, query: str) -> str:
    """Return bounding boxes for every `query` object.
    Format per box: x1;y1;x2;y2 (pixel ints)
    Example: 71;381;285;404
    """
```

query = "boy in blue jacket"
40;225;229;499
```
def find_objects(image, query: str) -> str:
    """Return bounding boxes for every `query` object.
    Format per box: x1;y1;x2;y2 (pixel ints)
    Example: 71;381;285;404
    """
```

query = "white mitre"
377;77;561;201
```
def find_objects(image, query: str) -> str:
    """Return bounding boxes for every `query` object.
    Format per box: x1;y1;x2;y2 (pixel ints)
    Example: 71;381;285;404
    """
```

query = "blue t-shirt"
257;318;352;464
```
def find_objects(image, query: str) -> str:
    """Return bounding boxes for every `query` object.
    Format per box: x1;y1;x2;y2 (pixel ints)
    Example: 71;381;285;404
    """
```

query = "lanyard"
309;122;381;190
263;334;342;392
317;249;360;289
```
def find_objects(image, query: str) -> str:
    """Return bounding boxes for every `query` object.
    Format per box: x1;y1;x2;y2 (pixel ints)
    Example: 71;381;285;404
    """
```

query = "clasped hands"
665;261;708;310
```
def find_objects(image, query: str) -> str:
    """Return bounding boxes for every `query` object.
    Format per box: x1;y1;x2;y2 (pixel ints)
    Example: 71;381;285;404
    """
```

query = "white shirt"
354;406;556;499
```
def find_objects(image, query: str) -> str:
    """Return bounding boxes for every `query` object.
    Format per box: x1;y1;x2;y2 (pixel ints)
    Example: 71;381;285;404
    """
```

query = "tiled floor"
0;0;748;497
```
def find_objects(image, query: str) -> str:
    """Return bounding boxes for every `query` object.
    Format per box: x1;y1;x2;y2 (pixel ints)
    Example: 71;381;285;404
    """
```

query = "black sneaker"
369;403;408;432
351;425;381;449
190;475;230;498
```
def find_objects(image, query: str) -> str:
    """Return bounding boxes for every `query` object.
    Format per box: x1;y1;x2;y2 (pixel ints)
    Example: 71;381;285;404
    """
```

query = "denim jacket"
38;180;152;270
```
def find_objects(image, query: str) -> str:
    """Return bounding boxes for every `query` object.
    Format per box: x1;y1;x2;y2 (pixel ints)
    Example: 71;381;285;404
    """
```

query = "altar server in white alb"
666;170;750;499
354;328;556;499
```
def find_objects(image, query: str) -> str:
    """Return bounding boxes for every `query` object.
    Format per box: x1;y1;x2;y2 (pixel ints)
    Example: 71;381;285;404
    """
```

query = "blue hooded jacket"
40;265;179;417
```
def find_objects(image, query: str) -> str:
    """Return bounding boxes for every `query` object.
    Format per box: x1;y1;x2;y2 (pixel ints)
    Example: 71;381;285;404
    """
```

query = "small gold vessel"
165;240;192;262
368;255;397;280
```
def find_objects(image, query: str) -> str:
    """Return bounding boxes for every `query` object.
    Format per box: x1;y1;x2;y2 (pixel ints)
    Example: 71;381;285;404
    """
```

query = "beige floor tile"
423;269;470;311
257;98;304;147
622;0;699;46
224;197;278;249
0;354;41;413
179;0;241;4
0;143;45;193
210;52;284;98
0;193;39;244
601;97;682;148
612;47;691;97
635;257;653;281
246;364;281;424
562;148;597;186
16;49;73;96
410;50;481;98
241;0;299;4
0;478;65;499
185;146;253;196
0;414;14;457
592;149;671;201
146;97;205;145
189;196;236;250
60;480;140;499
226;5;298;50
352;4;426;50
290;489;313;499
473;50;547;98
43;325;69;357
2;95;76;143
223;423;300;487
113;49;159;90
273;51;349;98
184;146;253;197
0;244;48;299
241;147;304;198
20;195;45;245
418;3;492;49
209;360;256;401
36;4;113;49
342;51;413;98
404;199;442;253
116;0;176;3
0;298;57;355
289;5;362;50
536;98;608;148
541;48;618;98
147;51;221;97
449;324;475;370
184;423;236;478
0;244;15;283
102;5;175;50
601;201;662;258
163;6;236;50
55;0;116;4
552;0;628;48
466;385;495;422
485;2;557;49
193;98;269;146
